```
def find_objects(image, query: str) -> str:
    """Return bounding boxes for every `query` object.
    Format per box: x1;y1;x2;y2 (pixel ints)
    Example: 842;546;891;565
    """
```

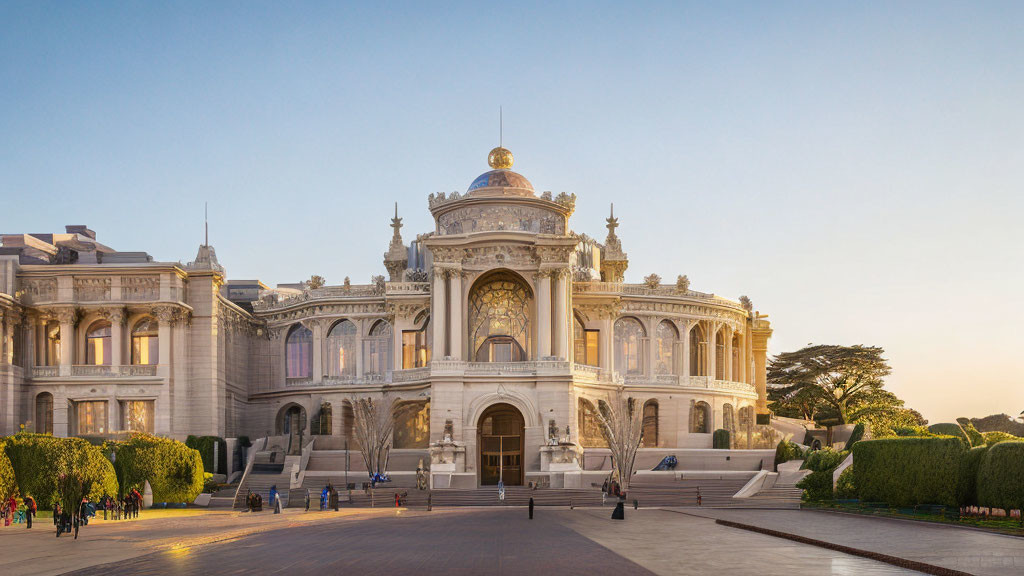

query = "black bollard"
529;497;534;519
633;499;638;510
612;498;625;520
427;493;432;512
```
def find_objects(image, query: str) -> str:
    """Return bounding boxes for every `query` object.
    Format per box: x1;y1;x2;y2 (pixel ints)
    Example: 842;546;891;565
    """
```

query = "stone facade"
0;147;774;486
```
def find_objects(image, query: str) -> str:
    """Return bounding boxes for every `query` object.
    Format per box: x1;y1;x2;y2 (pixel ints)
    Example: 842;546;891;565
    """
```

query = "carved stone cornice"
44;307;78;325
100;306;127;326
575;302;621;320
533;244;574;265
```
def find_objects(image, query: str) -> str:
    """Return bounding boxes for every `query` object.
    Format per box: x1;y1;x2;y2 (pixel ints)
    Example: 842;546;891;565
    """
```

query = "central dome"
467;147;534;194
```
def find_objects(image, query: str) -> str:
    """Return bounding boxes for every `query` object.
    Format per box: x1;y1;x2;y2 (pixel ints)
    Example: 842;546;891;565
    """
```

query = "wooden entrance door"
478;403;524;486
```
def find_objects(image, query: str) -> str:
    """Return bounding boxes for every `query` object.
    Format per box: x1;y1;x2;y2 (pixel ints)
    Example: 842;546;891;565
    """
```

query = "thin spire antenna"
500;106;503;147
204;202;208;246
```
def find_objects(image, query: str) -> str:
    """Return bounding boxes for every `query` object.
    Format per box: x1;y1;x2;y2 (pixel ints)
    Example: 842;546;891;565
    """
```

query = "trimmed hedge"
4;434;118;509
0;440;16;501
853;437;966;507
712;429;731;449
982;431;1018;446
976;441;1024;514
835;466;856;499
957;445;988;507
843;423;865;451
927;423;969;445
185;435;226;475
796;448;848;502
774;440;803;470
800;447;847;472
956;418;985;447
114;434;204;503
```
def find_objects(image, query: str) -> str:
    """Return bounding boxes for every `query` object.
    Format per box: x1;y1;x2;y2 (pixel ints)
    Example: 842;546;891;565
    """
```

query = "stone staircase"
232;449;292;509
208;485;238;509
747;481;803;509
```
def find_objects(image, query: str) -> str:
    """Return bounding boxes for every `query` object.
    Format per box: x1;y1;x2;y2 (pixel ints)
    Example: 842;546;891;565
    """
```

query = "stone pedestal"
429;441;467;488
540;443;582;472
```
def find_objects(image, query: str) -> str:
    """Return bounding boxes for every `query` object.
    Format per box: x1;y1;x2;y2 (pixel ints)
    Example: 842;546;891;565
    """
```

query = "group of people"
96;490;143;521
601;477;624;501
319;483;340;511
2;494;36;528
244;489;264;512
54;497;97;539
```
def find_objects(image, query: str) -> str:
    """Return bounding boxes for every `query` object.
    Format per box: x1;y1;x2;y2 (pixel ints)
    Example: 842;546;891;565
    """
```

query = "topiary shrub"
773;440;802;470
982;431;1018;447
835;466;857;499
893;425;934;437
956;418;985;448
928;423;970;446
796;448;848;502
957;445;988;507
185;435;227;475
976;441;1024;518
800;447;847;472
114;433;204;503
844;423;866;451
4;433;117;509
0;440;17;503
853;437;966;508
712;429;731;449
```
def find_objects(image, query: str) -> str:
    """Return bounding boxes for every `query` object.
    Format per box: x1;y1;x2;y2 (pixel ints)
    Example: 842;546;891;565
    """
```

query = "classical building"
0;147;775;488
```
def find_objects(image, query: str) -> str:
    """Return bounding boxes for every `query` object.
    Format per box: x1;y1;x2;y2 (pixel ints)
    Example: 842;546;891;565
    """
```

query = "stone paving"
2;506;1019;575
685;509;1024;576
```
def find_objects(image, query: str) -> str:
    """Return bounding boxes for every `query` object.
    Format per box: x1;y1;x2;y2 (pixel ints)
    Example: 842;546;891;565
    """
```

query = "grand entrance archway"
478;403;524;486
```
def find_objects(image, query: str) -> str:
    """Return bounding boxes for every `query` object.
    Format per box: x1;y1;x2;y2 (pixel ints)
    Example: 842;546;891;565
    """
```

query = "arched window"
311;401;333;435
715;329;727;380
614;317;645;375
642;400;659;447
469;272;531;362
285;324;313;379
655;321;677;375
690;400;711;433
342;400;359;450
574;313;599;367
393;401;430;448
401;314;431;369
86;320;112;366
363;320;393;377
131;317;159;365
731;333;741;380
577;398;607;448
723;403;737;439
689;324;705;376
326;320;357;378
35;392;53;435
43;321;60;366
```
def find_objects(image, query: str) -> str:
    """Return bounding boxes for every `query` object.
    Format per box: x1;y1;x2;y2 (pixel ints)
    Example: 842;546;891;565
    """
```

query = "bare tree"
352;395;394;482
591;388;644;492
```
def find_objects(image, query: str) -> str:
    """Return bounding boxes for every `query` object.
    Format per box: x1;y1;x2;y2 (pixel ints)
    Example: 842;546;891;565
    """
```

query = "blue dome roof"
467;169;534;193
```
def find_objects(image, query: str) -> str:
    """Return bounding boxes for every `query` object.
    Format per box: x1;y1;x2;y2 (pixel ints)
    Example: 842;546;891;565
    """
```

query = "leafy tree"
768;345;894;426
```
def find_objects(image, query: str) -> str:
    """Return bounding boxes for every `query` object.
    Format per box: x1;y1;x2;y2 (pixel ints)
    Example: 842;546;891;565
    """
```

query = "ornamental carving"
437;204;565;236
100;306;127;325
19;278;56;303
122;276;160;301
619;300;745;331
533;245;574;264
262;302;387;324
575;302;621;320
463;245;537;268
74;277;111;301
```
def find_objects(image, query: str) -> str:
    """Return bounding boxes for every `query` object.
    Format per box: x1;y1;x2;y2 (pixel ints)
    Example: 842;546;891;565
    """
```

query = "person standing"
268;485;278;510
24;495;36;529
5;495;15;526
304;488;310;512
497;479;505;502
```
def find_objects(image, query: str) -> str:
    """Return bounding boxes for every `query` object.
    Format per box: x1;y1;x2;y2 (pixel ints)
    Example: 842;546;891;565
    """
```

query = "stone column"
311;320;324;383
646;317;658;377
707;322;718;381
751;319;773;413
681;322;692;378
536;272;552;358
108;308;125;367
599;316;614;374
154;307;173;379
724;327;733;381
449;270;463;360
738;332;747;384
57;308;75;376
552;271;567;360
431;271;446;359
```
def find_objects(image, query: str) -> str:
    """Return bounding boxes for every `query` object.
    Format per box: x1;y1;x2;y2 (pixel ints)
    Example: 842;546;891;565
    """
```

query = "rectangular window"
585;330;599;366
76;401;108;435
121;400;154;433
402;330;430;369
491;342;513;363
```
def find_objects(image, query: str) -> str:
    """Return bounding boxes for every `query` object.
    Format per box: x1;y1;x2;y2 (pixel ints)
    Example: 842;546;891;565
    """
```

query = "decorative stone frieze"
73;277;111;301
121;276;159;301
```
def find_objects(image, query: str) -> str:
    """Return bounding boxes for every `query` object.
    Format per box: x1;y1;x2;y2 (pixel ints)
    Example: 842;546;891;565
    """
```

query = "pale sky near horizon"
2;2;1022;424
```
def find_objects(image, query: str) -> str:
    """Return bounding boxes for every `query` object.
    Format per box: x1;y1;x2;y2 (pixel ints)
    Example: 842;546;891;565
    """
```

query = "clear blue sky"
2;1;1022;424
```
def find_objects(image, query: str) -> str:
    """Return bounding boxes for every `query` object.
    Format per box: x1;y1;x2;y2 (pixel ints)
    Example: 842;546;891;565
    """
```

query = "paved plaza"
0;507;1021;575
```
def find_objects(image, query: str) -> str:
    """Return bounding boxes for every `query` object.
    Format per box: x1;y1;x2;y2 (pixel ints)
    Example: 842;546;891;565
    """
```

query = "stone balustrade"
63;364;158;377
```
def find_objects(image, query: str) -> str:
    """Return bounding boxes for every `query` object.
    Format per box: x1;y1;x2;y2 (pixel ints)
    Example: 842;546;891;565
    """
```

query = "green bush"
927;423;970;445
844;423;866;451
114;434;204;503
0;440;16;502
800;447;847;472
796;468;835;501
853;437;966;507
893;425;933;437
185;435;226;475
712;429;731;449
774;440;803;470
835;466;857;499
982;431;1018;446
956;418;985;448
957;445;988;507
4;434;118;509
976;441;1024;515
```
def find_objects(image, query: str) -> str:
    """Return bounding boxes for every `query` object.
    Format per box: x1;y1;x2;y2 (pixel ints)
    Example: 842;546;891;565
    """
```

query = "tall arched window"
402;314;431;369
655;321;677;375
393;401;430;448
690;400;711;433
285;324;313;379
689;324;705;376
86;320;112;366
35;392;53;435
469;272;531;362
577;398;608;448
573;313;599;367
311;401;333;435
326;320;357;378
363;320;393;377
715;328;727;380
131;317;159;365
642;400;659;447
43;321;60;366
614;317;645;375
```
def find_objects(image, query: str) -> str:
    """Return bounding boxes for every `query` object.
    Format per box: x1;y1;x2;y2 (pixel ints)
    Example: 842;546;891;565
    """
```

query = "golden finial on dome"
488;146;514;169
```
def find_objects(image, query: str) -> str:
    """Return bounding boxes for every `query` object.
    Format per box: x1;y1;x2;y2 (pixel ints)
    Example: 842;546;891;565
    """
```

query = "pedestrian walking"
304;488;310;511
24;495;36;529
497;479;505;502
268;485;278;510
5;495;15;526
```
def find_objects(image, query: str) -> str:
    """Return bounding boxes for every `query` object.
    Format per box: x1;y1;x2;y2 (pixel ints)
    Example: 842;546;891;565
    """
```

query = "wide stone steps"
233;471;292;509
